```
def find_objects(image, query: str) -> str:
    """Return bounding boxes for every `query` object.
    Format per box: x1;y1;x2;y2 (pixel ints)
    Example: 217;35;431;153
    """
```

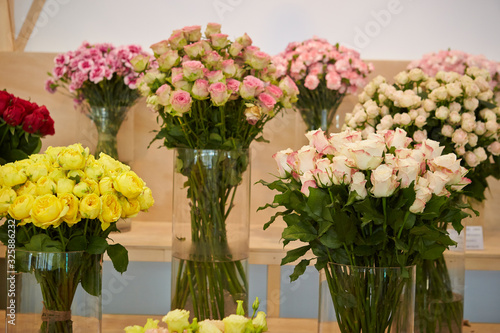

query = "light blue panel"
464;270;500;323
280;265;319;318
102;261;171;315
248;264;268;314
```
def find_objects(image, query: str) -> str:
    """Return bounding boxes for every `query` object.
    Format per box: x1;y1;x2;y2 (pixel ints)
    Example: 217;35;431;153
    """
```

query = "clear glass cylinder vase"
415;226;465;333
298;106;342;134
6;249;102;332
171;148;250;321
319;263;416;333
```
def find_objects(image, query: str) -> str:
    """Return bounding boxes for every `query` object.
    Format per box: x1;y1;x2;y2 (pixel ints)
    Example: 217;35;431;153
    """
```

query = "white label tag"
465;226;484;250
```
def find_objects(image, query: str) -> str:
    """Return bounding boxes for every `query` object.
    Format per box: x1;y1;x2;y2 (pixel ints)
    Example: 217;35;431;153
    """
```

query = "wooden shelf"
0;312;498;333
1;220;500;270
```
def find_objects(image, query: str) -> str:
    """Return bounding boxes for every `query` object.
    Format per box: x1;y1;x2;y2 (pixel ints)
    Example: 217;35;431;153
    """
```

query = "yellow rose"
44;146;64;163
67;170;86;182
8;194;34;221
59;193;81;226
26;162;49;182
56;178;75;195
0;186;17;215
73;180;91;198
98;153;130;177
119;196;141;218
99;194;122;230
162;309;190;333
114;171;145;199
1;163;27;187
15;180;37;196
99;177;116;195
49;169;67;182
79;193;101;219
137;187;154;211
85;162;105;181
31;194;67;228
36;176;57;196
57;144;89;170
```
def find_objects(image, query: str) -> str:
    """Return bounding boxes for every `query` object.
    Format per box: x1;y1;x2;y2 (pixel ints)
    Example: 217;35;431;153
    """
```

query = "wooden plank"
266;265;282;318
14;0;46;51
0;0;14;51
8;0;15;39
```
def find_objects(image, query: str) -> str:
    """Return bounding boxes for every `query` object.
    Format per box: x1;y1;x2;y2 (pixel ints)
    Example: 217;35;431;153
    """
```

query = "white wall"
16;0;500;61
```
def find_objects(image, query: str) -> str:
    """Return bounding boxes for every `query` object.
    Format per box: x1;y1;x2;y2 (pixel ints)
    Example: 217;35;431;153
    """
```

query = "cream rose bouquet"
134;23;298;321
0;143;154;332
272;37;373;133
124;298;268;333
259;128;469;333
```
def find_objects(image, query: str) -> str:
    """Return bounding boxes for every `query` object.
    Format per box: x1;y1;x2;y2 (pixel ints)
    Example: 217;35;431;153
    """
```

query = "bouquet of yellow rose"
0;143;154;332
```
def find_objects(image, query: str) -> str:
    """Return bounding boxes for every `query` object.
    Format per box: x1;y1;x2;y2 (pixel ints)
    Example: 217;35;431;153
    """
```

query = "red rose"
3;102;29;126
0;91;13;116
15;97;38;114
23;106;55;136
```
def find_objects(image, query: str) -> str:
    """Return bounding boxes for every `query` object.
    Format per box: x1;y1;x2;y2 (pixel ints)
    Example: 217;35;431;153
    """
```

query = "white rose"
426;79;440;90
464;151;480;167
358;91;370;104
377;115;393;131
296;146;317;175
353;110;367;123
455;145;466;156
370;164;398;197
485;120;498;133
397;157;420;188
481;109;497;122
393;113;402;124
478;90;494;101
474;147;488;162
461;113;476;132
385;128;411;149
464;83;480;97
429;86;448;102
313;168;333;187
366;105;380;119
428;153;463;184
345;112;353;123
413;129;427;143
464;97;479;111
408;68;425;81
385;153;397;167
398;91;421;108
452;128;469;145
364;82;377;97
379;94;388;104
331;156;353;184
441;124;454;137
487;141;500;156
468;133;478;147
419;139;445;159
449;111;461;124
415;115;427;128
361;126;376;138
409;198;426;214
408;109;419;120
475;121;487;135
306;130;335;155
380;105;390;116
348;139;386;170
400;113;412;125
446;82;462;98
272;148;293;177
395;71;409;85
423;99;437;112
475;76;491;91
435;106;450;120
372;75;386;86
449;102;461;113
441;71;461;83
425;171;450;196
350;171;367;200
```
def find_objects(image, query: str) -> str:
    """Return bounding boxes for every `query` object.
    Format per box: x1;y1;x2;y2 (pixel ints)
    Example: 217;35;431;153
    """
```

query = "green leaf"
23;234;63;252
421;244;445;260
107;243;129;273
281;245;311;265
87;236;108;254
307;187;329;218
319;228;343;249
67;235;88;251
81;255;102;297
282;221;317;242
289;259;310;282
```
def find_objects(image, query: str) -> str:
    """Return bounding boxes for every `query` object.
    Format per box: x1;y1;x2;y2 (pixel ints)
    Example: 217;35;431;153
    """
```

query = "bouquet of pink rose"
134;23;299;321
259;128;469;333
0;90;55;164
46;42;151;159
273;37;373;132
408;49;500;97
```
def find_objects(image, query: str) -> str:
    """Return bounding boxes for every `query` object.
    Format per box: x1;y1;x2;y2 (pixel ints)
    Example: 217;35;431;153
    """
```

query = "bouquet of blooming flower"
134;23;298;321
0;143;154;332
272;37;373;133
0;90;55;164
408;49;500;97
45;42;151;160
259;128;468;333
344;67;500;202
124;299;268;333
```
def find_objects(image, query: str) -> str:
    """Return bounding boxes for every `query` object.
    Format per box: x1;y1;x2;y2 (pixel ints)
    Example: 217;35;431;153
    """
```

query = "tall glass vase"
171;148;250;321
297;104;342;134
415;226;465;333
319;263;416;333
6;250;102;332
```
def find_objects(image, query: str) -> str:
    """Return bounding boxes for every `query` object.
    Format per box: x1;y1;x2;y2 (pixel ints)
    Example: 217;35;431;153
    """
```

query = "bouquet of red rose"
0;90;55;164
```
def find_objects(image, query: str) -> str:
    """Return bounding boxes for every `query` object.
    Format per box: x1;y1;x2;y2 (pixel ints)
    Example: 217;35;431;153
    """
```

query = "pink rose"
244;105;262;125
306;130;335;155
487;141;500;156
464;151;479;167
156;84;172;106
192;79;209;99
350;171;367;199
203;51;223;69
226;79;241;94
150;40;170;56
236;33;252;47
222;59;237;77
240;76;265;99
229;42;244;57
184;41;205;59
370;164;398;197
204;23;221;38
348;139;385;170
265;84;283;101
208;82;230;106
301;178;317;197
211;33;229;49
278;76;299;96
247;51;271;70
452;128;469;145
172;73;191;91
182;60;205;81
182;25;202;42
169;90;192;114
158;50;180;71
273;148;294;177
205;70;224;83
168;30;187;50
257;93;276;113
304;74;320;90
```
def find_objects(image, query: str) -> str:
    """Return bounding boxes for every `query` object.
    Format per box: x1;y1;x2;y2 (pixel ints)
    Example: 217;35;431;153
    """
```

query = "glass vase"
298;105;342;134
319;263;416;333
6;250;102;332
171;148;250;321
415;226;465;333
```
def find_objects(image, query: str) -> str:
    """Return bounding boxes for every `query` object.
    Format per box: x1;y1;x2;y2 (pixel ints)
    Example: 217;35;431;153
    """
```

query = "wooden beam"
14;0;46;52
8;0;15;39
0;0;14;51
